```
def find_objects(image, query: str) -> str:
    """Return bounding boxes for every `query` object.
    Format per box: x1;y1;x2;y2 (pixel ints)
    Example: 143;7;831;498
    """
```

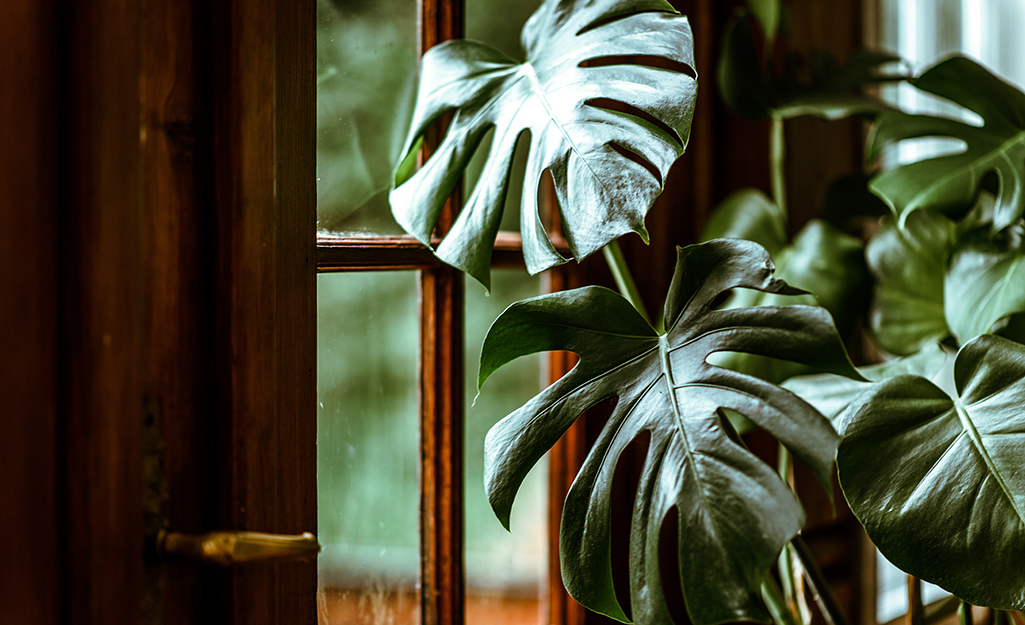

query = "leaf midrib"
953;396;1025;527
900;129;1025;213
659;335;709;508
521;62;610;195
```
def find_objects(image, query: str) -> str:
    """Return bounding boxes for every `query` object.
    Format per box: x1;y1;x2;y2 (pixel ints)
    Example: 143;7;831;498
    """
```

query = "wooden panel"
209;0;317;623
61;0;146;623
139;0;217;621
0;2;60;623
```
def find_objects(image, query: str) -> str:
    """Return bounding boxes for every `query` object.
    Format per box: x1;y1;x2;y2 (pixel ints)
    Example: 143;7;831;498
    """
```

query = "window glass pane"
317;272;419;625
464;270;546;624
464;0;544;232
316;0;416;235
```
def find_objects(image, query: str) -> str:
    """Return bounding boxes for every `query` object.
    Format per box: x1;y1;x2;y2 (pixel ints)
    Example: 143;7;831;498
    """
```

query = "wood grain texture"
61;1;146;623
418;3;466;625
316;232;549;272
209;0;317;622
0;1;60;623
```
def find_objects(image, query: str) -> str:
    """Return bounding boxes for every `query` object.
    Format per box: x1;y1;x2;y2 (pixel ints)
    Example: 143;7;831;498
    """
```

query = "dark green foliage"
717;12;904;121
479;240;861;625
838;335;1025;611
391;0;698;288
869;56;1025;230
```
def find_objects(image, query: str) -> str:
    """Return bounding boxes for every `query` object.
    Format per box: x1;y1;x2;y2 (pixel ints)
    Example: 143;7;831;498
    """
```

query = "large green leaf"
868;56;1025;230
390;0;697;287
838;334;1025;610
946;221;1025;344
718;13;903;121
700;189;868;384
479;239;861;625
744;0;781;49
866;210;956;355
782;343;949;430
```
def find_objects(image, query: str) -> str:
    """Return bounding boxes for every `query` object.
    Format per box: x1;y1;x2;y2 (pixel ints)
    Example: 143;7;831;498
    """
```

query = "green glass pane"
318;272;419;625
317;0;416;235
463;0;544;233
464;270;546;624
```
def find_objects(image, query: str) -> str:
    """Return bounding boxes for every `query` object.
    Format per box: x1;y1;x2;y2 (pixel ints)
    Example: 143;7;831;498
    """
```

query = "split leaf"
479;239;861;625
869;56;1025;230
391;0;697;287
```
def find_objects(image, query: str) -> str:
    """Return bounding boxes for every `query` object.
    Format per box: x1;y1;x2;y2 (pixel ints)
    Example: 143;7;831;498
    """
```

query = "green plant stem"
925;596;959;623
960;601;975;625
908;577;925;625
770;116;788;215
776;446;806;623
602;240;651;325
762;574;800;625
791;535;852;625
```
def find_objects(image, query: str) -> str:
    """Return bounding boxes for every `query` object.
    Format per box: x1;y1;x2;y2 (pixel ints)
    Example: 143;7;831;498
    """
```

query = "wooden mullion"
419;267;465;625
418;2;466;625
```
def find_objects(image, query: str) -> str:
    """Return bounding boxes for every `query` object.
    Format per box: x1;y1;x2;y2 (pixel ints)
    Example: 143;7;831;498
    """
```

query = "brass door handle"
155;530;321;566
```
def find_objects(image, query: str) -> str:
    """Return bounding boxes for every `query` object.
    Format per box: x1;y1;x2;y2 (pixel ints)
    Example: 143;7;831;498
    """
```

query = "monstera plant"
383;0;1025;623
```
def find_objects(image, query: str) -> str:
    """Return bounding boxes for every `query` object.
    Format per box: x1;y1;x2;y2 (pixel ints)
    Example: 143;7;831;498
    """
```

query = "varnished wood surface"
316;232;548;271
62;1;146;623
0;2;60;623
141;0;213;621
210;0;317;623
418;3;467;625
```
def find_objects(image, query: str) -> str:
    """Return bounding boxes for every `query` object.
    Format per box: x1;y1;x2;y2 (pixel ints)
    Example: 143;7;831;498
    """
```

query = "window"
313;1;552;623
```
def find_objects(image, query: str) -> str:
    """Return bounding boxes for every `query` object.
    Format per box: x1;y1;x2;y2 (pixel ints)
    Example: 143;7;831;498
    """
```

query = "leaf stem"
960;601;975;625
762;574;800;625
602;239;651;325
770;116;788;216
776;445;806;623
791;535;852;625
908;576;925;625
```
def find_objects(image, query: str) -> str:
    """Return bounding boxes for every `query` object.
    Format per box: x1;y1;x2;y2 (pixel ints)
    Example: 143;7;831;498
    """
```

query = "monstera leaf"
390;0;697;287
838;334;1025;610
718;12;904;121
946;220;1025;344
866;209;956;355
479;239;862;625
782;343;949;430
700;189;868;384
869;56;1025;230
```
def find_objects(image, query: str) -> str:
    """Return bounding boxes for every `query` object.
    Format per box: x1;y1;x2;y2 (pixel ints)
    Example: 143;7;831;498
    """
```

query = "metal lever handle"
155;530;321;566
